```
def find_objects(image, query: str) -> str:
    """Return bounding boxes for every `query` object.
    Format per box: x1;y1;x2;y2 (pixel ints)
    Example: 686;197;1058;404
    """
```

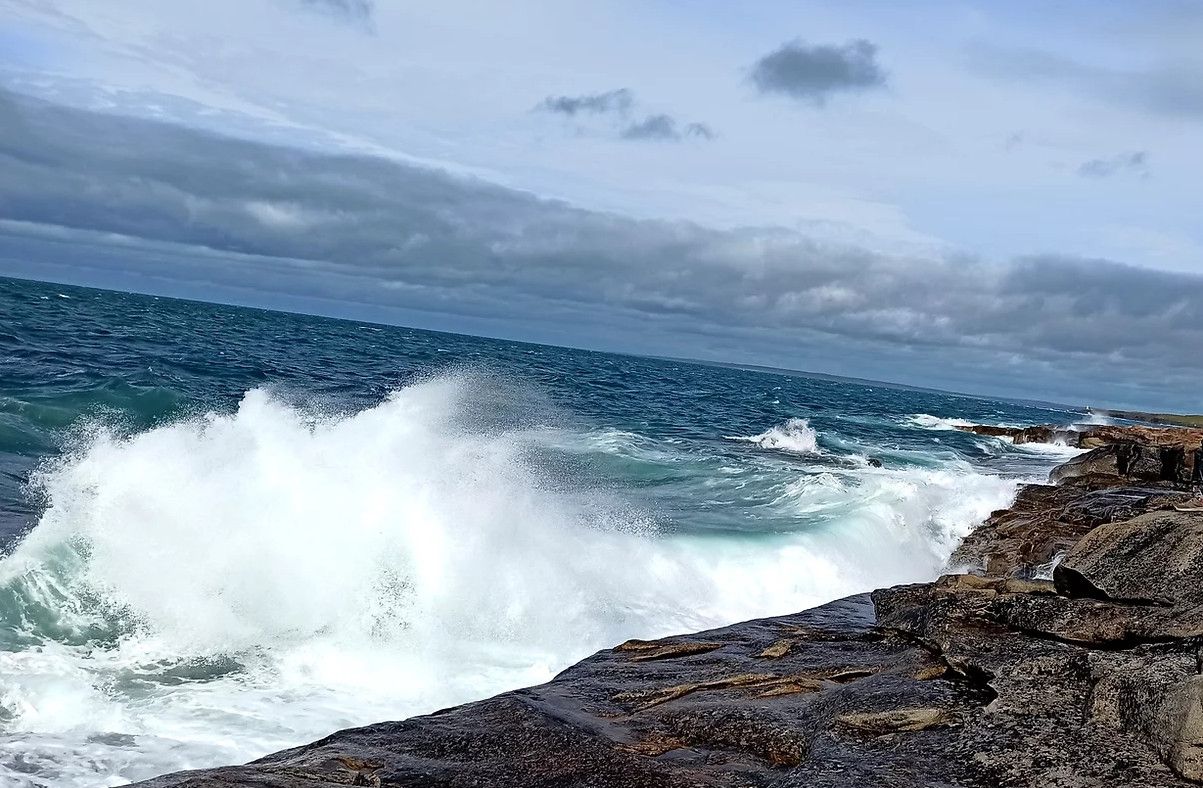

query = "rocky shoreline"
137;425;1203;787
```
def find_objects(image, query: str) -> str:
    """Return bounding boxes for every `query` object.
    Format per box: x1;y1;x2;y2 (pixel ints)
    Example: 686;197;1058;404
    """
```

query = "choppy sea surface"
0;275;1090;786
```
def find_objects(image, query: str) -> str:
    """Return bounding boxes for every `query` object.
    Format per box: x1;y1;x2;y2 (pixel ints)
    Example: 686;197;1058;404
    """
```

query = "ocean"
0;275;1087;786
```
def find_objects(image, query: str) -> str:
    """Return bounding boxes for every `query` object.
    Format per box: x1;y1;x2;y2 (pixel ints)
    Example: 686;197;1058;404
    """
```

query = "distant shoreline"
1091;407;1203;428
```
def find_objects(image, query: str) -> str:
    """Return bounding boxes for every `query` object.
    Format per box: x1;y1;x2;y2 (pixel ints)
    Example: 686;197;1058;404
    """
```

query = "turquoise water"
0;275;1084;785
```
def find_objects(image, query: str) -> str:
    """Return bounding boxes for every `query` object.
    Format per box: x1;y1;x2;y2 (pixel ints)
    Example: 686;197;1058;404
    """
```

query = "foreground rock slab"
135;425;1203;787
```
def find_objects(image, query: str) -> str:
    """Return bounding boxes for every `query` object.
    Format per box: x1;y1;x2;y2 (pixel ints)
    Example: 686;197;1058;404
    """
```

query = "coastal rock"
133;427;1203;788
1079;425;1203;451
1054;511;1203;607
955;424;1078;446
835;707;949;734
1058;486;1193;528
947;481;1126;577
1050;441;1200;488
955;421;1203;460
138;575;1203;788
1049;444;1122;483
136;595;983;788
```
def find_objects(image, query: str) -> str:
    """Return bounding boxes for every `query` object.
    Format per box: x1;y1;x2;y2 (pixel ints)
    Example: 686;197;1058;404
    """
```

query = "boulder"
1050;442;1199;488
1054;511;1203;607
1049;445;1122;484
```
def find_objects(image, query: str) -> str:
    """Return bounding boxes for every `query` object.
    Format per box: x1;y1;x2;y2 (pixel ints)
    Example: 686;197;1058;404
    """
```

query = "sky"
0;0;1201;410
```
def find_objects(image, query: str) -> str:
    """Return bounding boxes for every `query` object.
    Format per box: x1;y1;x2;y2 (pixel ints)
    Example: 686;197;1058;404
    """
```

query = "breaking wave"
906;413;977;430
727;418;821;454
0;378;1020;786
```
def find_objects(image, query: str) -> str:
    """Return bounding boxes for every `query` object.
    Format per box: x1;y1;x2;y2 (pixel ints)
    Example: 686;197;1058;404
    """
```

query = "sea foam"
727;417;821;454
0;377;1018;786
906;413;977;430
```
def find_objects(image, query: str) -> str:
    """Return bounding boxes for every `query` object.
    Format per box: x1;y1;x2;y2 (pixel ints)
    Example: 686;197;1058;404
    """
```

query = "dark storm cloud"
750;39;887;104
1077;151;1149;179
971;46;1203;120
1;89;1200;407
537;89;634;117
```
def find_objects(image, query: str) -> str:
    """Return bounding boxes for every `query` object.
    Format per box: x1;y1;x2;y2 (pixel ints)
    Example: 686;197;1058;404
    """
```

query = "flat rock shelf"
135;425;1203;787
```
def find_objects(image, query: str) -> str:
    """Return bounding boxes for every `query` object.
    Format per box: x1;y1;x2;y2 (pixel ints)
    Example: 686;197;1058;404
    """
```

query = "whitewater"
0;276;1089;786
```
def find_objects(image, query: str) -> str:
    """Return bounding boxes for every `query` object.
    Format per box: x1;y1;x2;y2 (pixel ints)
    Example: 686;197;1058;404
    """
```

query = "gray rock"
1055;511;1203;607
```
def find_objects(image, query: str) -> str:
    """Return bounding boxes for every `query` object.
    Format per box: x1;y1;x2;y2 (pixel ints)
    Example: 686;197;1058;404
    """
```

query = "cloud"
295;0;370;28
298;0;373;22
538;89;712;143
537;89;634;117
750;39;887;104
1077;151;1150;179
1;89;1201;407
683;122;715;140
620;115;715;141
971;46;1203;120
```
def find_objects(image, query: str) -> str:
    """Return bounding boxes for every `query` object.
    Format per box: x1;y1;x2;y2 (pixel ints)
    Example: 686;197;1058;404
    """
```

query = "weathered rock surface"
950;483;1194;577
1054;511;1203;608
134;428;1203;788
1050;441;1202;488
955;421;1203;455
1079;425;1203;451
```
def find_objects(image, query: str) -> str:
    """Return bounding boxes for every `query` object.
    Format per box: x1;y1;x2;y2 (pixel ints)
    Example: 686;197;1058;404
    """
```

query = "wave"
0;380;187;456
772;463;1018;560
727;418;820;455
0;379;1020;785
1010;440;1088;457
906;413;977;430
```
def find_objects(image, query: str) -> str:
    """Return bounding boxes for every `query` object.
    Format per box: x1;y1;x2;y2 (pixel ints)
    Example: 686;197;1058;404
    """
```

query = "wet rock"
616;639;726;662
758;639;794;659
138;595;963;788
955;424;1078;446
950;501;1091;578
836;708;949;734
954;423;1203;473
1058;487;1193;528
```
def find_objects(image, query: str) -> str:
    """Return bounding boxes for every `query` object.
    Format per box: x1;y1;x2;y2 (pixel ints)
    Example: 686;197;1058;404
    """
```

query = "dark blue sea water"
0;275;1088;786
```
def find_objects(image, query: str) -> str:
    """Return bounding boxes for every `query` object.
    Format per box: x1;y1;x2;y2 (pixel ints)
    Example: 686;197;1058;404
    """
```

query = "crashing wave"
727;418;821;455
0;380;1021;786
906;413;977;430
